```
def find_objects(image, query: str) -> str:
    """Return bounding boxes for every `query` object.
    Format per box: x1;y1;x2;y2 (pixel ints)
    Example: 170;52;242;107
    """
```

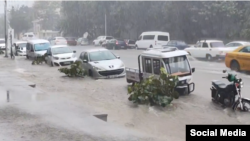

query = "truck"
125;47;195;95
184;39;233;61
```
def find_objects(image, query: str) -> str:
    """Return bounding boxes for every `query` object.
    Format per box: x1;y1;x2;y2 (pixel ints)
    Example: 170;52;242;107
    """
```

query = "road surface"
0;45;249;141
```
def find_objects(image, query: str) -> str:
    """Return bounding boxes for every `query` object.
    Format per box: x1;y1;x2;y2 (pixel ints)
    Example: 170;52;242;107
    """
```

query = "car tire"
206;54;212;61
230;60;240;72
88;69;93;77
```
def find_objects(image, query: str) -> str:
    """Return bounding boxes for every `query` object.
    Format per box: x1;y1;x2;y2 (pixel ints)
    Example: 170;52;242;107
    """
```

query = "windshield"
210;42;224;47
18;43;27;48
0;40;5;44
163;56;191;75
52;47;72;55
57;37;66;40
177;41;187;46
89;50;117;61
34;43;50;51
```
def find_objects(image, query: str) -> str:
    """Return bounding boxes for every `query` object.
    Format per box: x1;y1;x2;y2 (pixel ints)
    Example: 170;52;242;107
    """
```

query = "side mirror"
117;56;120;59
73;50;76;53
223;70;227;73
83;59;88;63
192;68;195;73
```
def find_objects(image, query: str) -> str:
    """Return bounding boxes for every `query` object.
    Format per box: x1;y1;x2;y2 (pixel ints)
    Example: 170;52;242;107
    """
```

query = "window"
106;37;113;40
167;41;175;46
176;41;187;46
210;42;224;48
153;59;161;75
202;43;209;48
163;56;191;75
143;35;155;40
30;44;34;51
196;42;202;48
26;43;30;50
52;47;72;55
239;46;250;53
89;51;117;61
28;35;33;37
157;35;169;41
138;36;142;40
47;48;51;55
145;58;152;73
34;43;50;51
83;52;89;61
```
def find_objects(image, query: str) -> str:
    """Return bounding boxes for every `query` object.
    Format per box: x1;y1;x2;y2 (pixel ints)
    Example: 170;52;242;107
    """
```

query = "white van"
26;39;50;59
135;31;170;49
22;32;35;41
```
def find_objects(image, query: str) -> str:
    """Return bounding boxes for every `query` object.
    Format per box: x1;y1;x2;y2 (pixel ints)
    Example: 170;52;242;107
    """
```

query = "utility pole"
4;0;8;58
105;11;107;36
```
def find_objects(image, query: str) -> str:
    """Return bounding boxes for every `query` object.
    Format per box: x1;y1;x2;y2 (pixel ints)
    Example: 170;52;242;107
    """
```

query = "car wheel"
206;54;212;61
230;60;240;72
88;69;93;77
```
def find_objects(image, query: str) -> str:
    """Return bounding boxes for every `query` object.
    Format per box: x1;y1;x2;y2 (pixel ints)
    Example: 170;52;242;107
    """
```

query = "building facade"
0;0;35;14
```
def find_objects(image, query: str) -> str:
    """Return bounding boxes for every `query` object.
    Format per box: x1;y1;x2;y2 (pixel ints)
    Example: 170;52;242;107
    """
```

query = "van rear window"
28;35;33;37
158;35;169;41
143;35;155;40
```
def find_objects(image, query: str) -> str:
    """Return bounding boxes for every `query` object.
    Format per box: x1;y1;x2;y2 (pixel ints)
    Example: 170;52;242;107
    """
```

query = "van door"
136;35;143;48
142;35;155;48
200;42;209;58
26;43;30;58
156;35;169;47
142;57;153;79
30;44;35;58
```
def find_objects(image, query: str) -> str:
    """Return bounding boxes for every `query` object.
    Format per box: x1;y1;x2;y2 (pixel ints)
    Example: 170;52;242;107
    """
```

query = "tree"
9;6;32;39
33;1;61;31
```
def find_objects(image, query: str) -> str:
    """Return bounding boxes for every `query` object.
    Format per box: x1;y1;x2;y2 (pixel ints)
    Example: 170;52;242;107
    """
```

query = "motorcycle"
210;70;250;111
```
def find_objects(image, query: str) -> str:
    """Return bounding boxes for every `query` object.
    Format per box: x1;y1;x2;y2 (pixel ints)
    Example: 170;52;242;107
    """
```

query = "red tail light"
116;41;118;45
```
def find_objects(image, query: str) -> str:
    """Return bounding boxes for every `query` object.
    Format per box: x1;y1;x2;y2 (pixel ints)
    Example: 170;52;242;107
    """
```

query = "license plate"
106;75;117;78
64;62;71;65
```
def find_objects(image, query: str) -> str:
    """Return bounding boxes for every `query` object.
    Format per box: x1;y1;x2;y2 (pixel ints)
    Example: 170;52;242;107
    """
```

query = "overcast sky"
0;0;34;14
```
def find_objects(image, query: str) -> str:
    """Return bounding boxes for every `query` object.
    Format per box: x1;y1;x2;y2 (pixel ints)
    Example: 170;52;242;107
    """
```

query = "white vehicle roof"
226;41;250;45
14;41;27;44
141;31;169;35
86;48;108;53
55;37;66;39
50;45;68;48
27;39;49;44
141;48;188;58
199;40;222;42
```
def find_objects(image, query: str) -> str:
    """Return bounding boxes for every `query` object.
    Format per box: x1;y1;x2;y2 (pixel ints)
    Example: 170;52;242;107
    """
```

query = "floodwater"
0;49;250;141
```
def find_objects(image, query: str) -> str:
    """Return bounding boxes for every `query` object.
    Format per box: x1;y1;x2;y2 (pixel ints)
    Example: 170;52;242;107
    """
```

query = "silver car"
77;48;125;79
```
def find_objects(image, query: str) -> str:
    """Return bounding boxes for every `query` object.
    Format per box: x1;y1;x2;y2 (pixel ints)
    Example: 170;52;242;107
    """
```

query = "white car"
14;41;27;56
93;36;114;46
0;38;5;50
77;48;125;79
224;41;250;51
45;45;77;67
50;37;67;46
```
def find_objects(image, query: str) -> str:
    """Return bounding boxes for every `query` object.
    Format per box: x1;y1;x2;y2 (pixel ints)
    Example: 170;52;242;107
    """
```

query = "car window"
52;47;72;55
153;59;161;75
34;43;50;51
47;48;51;55
143;35;155;40
176;41;186;46
106;37;113;40
157;35;169;41
239;46;250;53
89;50;117;61
26;43;30;50
202;42;209;48
83;52;89;61
30;44;34;51
28;35;33;37
138;36;142;40
144;58;152;73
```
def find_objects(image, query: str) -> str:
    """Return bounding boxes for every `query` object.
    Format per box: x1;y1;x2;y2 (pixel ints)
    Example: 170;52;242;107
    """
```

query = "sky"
0;0;34;14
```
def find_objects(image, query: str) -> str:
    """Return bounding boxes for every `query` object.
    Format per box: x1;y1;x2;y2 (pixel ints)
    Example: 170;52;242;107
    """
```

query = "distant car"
93;36;114;46
225;41;250;51
45;45;77;67
13;41;27;56
124;39;136;49
77;48;125;79
50;37;67;45
106;39;128;50
0;38;5;50
225;45;250;72
163;40;189;50
65;37;77;46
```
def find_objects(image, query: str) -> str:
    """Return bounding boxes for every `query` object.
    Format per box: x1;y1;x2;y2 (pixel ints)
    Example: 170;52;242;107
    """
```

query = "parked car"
22;32;36;41
225;45;250;72
184;40;230;61
50;37;67;45
77;48;125;79
225;41;250;50
13;41;27;56
162;40;189;50
0;38;5;50
93;36;114;46
135;31;170;49
65;37;77;46
106;39;128;49
26;39;50;59
45;45;77;67
124;39;136;49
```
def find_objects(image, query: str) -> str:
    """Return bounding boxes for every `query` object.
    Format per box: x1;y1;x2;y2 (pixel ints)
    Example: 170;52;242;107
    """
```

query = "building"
0;0;35;14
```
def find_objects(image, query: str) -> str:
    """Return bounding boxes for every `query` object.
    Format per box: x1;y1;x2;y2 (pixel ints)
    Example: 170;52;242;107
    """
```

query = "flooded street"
0;46;250;141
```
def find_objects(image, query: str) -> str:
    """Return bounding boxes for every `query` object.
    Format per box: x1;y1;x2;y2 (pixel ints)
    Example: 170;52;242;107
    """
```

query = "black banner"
186;125;249;140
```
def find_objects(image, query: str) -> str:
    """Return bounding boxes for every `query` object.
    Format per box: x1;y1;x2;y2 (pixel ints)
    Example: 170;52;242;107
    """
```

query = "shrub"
127;68;179;107
58;60;87;77
31;53;48;65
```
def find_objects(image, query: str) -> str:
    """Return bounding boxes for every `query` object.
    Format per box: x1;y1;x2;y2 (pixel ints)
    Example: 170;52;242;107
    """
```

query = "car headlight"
93;66;102;70
120;63;125;67
53;56;59;60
